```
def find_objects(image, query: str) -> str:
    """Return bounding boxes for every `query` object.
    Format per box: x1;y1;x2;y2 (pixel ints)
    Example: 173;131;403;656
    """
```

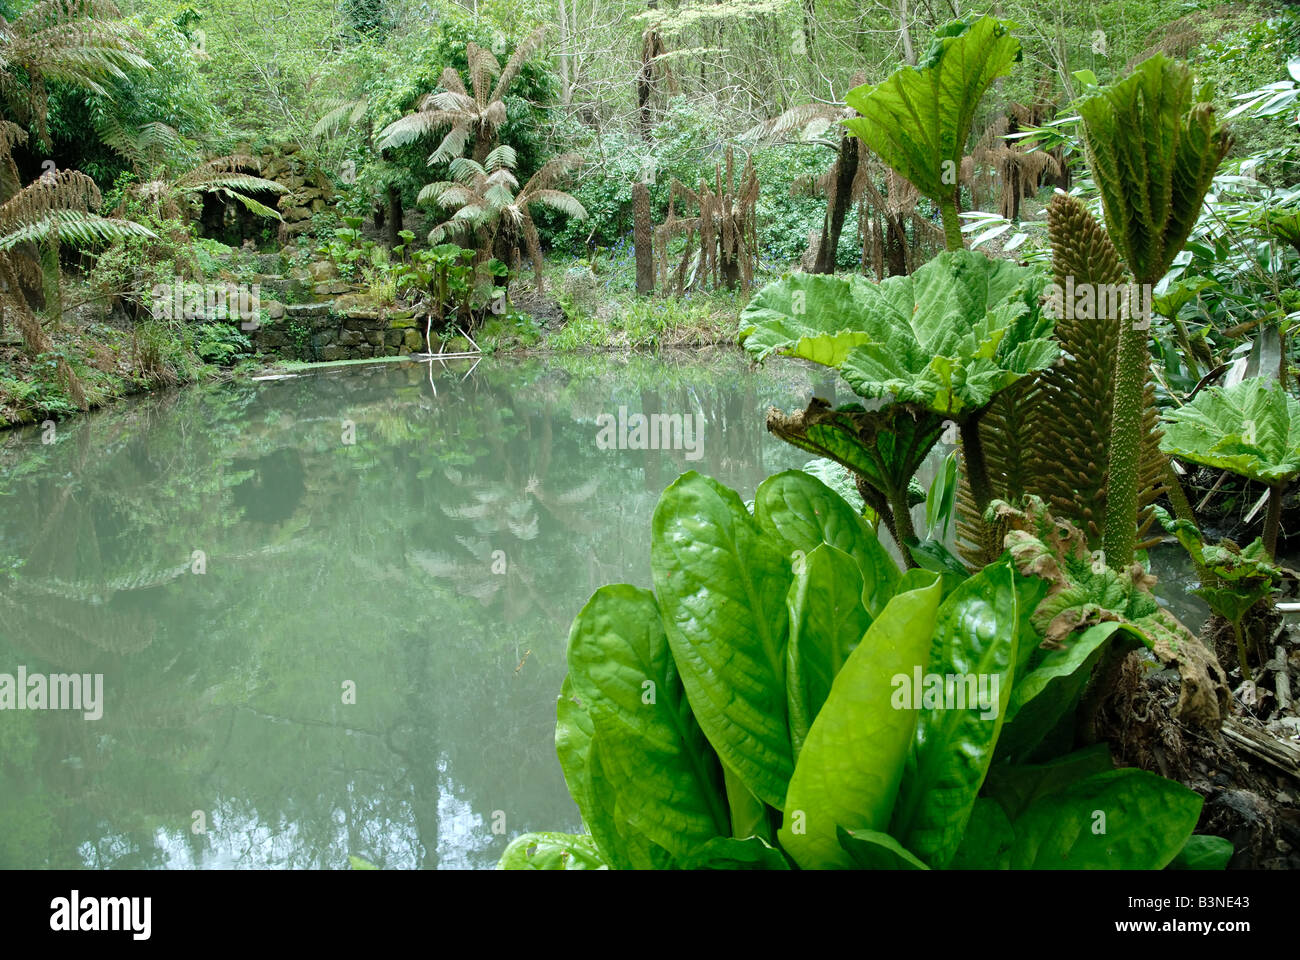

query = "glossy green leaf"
678;836;790;870
1010;769;1203;869
786;544;873;756
587;736;676;869
722;763;772;842
557;677;665;868
1006;622;1132;722
982;744;1115;821
651;472;795;808
1168;834;1234;870
498;832;608;870
947;798;1014;869
891;560;1028;868
779;575;943;869
837;827;930;869
565;584;729;859
800;458;872;523
755;469;899;617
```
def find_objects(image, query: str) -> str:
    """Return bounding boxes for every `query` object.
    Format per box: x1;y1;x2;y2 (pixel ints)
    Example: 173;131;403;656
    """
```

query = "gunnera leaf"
741;250;1056;422
842;16;1021;246
1077;53;1233;284
1159;376;1300;486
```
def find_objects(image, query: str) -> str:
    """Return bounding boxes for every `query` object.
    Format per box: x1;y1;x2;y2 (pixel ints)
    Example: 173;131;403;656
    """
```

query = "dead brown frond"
655;145;758;294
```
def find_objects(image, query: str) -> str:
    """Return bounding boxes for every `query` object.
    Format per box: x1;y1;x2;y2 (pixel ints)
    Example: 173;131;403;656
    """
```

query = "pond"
0;351;1211;869
0;351;833;868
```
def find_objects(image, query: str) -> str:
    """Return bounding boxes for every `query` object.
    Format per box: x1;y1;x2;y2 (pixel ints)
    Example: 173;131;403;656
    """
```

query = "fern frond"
492;25;548;104
525;189;586;220
483;144;517;172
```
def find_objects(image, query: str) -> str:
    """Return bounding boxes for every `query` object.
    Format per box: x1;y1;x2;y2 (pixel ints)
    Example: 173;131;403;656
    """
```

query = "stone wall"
251;301;427;362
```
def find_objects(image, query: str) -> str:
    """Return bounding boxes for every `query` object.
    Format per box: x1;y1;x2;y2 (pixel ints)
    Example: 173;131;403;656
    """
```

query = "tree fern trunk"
385;184;402;249
813;134;858;274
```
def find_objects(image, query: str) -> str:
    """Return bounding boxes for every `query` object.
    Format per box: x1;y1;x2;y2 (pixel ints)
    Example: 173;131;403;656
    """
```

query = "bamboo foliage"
655;145;758;294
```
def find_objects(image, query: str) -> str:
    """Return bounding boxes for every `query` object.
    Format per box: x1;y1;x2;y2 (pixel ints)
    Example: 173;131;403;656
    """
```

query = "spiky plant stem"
888;486;917;562
960;415;997;562
1102;311;1146;570
939;193;963;251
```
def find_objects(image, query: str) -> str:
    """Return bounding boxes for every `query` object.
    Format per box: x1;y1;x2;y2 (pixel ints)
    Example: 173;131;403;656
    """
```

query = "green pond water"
0;351;833;868
0;351;1208;869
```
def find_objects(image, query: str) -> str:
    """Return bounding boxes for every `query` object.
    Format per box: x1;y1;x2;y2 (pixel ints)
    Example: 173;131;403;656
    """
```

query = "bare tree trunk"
633;181;655;296
637;2;661;143
899;0;916;65
385;184;403;248
557;0;572;105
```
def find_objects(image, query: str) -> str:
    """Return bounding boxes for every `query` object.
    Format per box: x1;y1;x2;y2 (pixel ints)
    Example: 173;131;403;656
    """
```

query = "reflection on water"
0;352;820;869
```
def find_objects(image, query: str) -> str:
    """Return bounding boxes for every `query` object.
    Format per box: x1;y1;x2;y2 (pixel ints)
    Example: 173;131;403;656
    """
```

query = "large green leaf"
678;836;790;870
1078;53;1232;284
1005;622;1132;723
498;832;608;870
779;575;943;869
557;677;670;868
981;744;1115;821
785;544;873;756
651;472;795;808
1010;769;1203;869
587;736;675;869
755;469;899;616
890;560;1034;868
738;273;878;364
1159;376;1300;485
842;17;1021;209
766;399;945;516
947;798;1014;869
1168;835;1234;870
837;827;930;869
565;584;729;860
743;252;1054;421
